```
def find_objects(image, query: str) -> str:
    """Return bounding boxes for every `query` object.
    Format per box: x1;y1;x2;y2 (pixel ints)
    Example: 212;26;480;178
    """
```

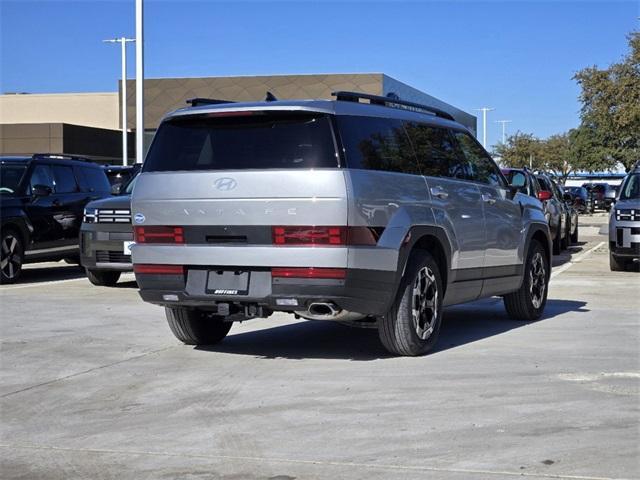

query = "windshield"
619;173;640;200
143;112;338;172
0;164;27;195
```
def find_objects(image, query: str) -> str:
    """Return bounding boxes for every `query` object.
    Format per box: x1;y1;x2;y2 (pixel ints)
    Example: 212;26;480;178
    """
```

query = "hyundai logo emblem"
214;177;238;191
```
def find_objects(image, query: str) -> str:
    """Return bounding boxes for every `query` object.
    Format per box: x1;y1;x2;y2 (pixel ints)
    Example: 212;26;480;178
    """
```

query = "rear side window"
29;165;55;191
337;116;419;174
76;167;111;193
143;113;338;172
51;165;79;193
453;131;505;187
403;122;458;178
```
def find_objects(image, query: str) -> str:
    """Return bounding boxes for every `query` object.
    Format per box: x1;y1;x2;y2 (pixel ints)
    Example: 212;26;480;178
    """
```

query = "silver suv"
131;92;551;356
609;166;640;271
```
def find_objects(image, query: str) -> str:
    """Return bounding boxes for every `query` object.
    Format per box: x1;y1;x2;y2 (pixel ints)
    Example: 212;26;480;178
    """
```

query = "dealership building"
0;73;477;164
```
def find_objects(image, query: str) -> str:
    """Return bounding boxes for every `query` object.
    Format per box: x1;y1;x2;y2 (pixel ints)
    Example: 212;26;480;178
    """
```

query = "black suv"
0;155;112;283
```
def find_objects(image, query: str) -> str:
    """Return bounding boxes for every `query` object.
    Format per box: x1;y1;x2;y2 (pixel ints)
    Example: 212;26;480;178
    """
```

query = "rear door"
50;164;84;245
452;130;522;269
24;163;58;249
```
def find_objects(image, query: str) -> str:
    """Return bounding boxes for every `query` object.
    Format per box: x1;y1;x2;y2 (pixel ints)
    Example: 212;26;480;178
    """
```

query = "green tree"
574;31;640;171
493;132;543;169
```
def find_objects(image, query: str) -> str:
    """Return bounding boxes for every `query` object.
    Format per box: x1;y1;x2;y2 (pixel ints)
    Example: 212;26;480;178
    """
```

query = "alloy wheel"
1;234;22;280
412;266;439;340
529;252;546;309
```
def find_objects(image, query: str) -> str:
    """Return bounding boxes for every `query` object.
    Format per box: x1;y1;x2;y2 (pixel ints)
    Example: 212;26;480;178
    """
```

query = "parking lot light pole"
135;0;144;164
476;107;495;148
495;119;512;144
103;37;135;166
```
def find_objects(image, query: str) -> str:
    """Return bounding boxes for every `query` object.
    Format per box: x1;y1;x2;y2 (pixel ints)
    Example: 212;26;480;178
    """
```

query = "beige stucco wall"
0;93;119;130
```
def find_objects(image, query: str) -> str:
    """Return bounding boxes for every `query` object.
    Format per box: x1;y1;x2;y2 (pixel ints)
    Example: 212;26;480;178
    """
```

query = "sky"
1;0;638;148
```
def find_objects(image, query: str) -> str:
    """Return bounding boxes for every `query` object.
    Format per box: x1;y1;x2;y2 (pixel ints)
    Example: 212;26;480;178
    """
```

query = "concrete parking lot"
1;215;638;480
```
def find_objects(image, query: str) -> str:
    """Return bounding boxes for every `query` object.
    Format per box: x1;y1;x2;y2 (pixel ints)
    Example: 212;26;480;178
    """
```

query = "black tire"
165;307;233;345
560;221;569;250
504;240;549;321
609;253;626;272
378;250;443;356
86;269;121;286
0;229;24;284
552;225;561;255
571;223;579;244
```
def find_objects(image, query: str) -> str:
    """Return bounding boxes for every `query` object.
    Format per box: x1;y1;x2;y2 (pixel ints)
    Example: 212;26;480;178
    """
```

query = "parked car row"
502;168;579;254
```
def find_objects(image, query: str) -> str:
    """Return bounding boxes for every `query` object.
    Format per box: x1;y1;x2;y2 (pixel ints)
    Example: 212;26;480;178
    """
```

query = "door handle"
482;194;496;205
430;186;449;200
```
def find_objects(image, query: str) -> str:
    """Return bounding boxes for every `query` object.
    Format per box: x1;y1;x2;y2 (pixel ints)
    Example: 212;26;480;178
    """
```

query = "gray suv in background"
131;92;551;356
609;166;640;271
80;173;138;286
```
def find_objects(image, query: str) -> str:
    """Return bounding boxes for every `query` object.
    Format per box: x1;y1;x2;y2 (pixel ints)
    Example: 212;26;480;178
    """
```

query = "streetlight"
495;119;512;144
103;37;135;166
476;107;495;148
135;0;144;164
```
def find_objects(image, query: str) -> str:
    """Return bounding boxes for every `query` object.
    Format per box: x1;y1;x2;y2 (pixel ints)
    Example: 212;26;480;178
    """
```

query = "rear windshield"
143;112;338;172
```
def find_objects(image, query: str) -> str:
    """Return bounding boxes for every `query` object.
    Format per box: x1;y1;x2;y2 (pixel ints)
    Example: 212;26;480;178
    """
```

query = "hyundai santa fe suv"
131;92;551;356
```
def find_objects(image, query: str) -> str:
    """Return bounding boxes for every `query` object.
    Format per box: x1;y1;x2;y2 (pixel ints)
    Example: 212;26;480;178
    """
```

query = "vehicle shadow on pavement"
198;298;589;360
11;264;86;285
552;242;588;268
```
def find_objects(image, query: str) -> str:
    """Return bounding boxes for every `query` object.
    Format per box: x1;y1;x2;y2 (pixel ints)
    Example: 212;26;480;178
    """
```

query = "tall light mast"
476;107;495;148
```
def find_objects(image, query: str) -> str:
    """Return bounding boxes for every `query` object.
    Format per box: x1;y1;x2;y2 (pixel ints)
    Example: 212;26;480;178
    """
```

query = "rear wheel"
0;230;24;284
86;269;121;286
609;253;627;272
165;307;233;345
571;223;579;244
504;240;549;321
561;221;569;250
552;225;561;255
378;250;443;356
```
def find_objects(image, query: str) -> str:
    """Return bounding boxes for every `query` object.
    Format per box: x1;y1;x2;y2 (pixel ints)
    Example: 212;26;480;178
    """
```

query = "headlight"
83;207;97;223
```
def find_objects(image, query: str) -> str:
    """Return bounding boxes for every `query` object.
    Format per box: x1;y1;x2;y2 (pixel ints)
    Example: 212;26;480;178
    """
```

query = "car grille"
97;208;131;224
96;250;131;264
616;209;637;221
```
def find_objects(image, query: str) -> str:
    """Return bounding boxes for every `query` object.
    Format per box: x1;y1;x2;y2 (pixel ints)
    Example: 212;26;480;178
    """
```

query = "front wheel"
165;307;232;345
1;230;24;284
571;223;579;244
86;269;121;286
378;250;443;356
504;240;549;321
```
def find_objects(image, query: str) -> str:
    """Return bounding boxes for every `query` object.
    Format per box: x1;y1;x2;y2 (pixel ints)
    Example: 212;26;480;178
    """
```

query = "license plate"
124;241;135;255
206;270;250;295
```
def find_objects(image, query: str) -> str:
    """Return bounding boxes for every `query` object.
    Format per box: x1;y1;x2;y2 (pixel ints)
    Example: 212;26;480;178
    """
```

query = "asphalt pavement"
1;215;638;480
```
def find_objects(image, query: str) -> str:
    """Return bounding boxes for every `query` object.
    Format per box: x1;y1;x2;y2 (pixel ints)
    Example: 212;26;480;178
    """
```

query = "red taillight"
271;267;346;279
135;226;184;244
537;190;553;201
272;226;378;246
134;264;185;275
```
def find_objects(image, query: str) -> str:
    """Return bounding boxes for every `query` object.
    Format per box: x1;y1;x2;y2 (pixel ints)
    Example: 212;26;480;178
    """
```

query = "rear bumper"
136;267;398;316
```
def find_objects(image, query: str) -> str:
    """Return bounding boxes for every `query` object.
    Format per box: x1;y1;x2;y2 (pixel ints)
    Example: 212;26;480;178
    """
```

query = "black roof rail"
332;91;455;122
32;153;93;163
186;98;236;107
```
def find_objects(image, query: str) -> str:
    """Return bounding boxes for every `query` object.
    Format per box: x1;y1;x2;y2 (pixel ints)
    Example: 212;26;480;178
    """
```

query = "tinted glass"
29;165;55;191
77;166;111;193
620;173;640;200
144;113;338;172
403;122;458;177
51;165;78;193
537;176;551;192
453;131;505;187
337;116;419;174
0;164;27;195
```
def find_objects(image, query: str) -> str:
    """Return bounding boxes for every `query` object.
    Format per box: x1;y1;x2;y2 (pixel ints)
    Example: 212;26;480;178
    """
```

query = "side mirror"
111;183;122;195
537;190;553;201
32;184;52;197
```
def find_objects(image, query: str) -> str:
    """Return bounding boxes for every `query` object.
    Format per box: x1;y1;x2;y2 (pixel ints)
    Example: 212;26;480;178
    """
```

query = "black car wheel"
552;224;562;255
571;223;579;244
86;269;121;286
165;307;233;345
378;250;443;356
609;253;627;272
1;230;24;284
504;240;549;320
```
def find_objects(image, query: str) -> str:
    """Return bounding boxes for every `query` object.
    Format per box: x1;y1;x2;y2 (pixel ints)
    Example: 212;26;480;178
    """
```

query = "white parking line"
550;241;605;280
